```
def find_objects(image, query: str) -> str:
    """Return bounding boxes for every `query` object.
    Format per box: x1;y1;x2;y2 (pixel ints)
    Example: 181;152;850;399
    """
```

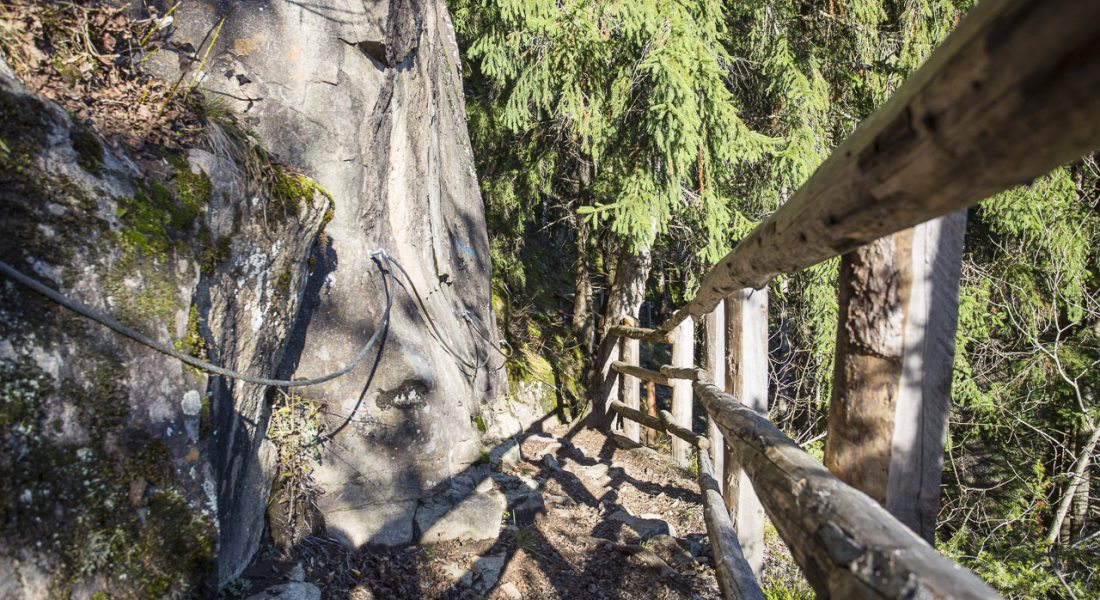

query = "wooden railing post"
594;329;622;428
670;316;694;468
704;302;726;490
620;317;641;443
725;288;768;577
644;381;658;446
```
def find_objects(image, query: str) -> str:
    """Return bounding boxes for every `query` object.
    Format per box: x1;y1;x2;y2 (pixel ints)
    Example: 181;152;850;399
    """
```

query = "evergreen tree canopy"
452;0;774;262
453;1;1100;592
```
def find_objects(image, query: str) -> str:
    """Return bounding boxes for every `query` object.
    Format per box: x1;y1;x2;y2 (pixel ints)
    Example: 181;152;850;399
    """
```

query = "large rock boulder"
0;56;328;597
144;0;502;568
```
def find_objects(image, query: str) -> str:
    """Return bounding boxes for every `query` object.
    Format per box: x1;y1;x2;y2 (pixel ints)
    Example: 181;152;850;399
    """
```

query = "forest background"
447;0;1100;596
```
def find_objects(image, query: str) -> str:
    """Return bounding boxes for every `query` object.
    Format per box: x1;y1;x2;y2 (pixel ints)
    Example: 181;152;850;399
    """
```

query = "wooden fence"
595;1;1100;598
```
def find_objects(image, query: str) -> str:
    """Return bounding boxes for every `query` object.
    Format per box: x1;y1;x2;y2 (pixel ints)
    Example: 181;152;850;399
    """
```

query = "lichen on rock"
0;36;330;596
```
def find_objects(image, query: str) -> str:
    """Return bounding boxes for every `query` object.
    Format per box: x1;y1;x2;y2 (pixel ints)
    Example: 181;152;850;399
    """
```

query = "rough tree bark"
573;219;594;356
1067;426;1094;541
825;213;966;542
593;246;652;423
1049;422;1100;546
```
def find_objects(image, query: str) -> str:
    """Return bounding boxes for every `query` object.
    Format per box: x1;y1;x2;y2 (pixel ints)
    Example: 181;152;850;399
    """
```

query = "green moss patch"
0;354;215;597
70;126;103;175
198;225;232;276
101;248;178;327
265;166;333;223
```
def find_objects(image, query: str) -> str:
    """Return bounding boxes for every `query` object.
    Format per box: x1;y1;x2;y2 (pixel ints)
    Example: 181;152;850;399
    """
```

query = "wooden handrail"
698;449;765;600
607;324;671;343
658;0;1100;333
608;400;708;450
610;362;711;386
610;361;670;386
659;365;710;383
694;382;999;599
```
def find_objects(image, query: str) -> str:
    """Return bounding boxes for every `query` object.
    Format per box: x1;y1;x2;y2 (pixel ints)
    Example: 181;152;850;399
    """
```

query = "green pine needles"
454;0;774;263
452;2;1099;593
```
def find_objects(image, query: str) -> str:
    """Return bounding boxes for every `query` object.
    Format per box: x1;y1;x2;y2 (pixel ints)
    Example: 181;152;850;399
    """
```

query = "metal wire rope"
0;252;395;387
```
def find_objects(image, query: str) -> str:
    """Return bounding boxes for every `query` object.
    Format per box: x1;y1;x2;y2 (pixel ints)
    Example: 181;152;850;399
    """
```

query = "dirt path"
240;424;723;600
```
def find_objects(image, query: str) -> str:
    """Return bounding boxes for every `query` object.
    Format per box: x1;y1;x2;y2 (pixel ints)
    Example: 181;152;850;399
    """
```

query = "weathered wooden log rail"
608;400;708;450
606;324;671;343
696;383;995;598
593;1;1100;598
610;362;711;386
610;361;669;386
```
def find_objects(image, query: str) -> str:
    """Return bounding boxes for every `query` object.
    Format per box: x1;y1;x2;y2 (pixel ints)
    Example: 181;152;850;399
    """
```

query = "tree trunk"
1069;427;1093;541
725;287;769;578
572;219;594;355
825;213;966;543
1048;422;1100;546
593;245;652;424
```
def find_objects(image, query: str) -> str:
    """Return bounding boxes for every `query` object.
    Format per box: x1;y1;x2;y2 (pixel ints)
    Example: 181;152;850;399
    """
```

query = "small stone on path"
244;582;321;600
500;581;522;599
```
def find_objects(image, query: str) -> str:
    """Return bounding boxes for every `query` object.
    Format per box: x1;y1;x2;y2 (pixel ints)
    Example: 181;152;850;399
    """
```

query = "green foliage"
454;2;1099;591
939;528;1092;599
760;521;813;598
454;0;774;262
943;159;1100;595
175;303;208;367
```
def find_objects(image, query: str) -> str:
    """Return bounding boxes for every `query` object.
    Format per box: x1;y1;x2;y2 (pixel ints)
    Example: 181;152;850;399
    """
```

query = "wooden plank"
887;213;966;542
608;401;708;450
659;365;710;383
611;361;670;386
694;382;999;599
705;302;727;494
620;320;642;443
607;324;672;343
698;449;766;600
670;317;694;467
725;288;769;577
657;0;1100;333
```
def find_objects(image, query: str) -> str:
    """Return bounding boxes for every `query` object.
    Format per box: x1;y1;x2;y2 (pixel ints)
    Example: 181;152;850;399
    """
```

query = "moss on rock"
266;166;333;222
70;126;103;175
0;353;215;597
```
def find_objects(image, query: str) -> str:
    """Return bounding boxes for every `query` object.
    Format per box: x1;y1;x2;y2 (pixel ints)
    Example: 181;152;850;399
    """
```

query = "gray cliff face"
0;0;505;593
194;147;331;582
147;0;502;567
0;57;328;596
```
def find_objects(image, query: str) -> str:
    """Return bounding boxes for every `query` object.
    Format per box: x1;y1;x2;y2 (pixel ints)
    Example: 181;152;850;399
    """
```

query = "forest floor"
235;425;779;600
